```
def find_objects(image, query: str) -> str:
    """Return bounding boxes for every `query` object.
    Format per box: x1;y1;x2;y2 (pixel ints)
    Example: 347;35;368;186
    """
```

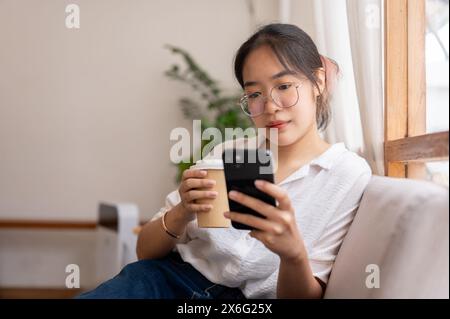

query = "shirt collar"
254;137;347;169
309;142;347;170
277;143;347;186
254;136;347;167
243;137;347;184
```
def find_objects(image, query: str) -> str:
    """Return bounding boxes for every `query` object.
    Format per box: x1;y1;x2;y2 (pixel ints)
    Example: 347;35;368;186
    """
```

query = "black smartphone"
222;148;276;230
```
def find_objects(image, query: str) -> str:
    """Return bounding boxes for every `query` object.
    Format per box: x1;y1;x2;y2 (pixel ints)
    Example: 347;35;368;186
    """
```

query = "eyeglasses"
239;82;302;118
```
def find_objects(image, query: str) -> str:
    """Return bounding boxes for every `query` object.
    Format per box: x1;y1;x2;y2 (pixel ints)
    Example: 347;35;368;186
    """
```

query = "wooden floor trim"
0;288;85;299
0;220;97;230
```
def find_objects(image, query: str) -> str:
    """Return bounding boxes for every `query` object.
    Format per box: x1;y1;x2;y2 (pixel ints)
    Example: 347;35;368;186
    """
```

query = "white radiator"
95;202;139;284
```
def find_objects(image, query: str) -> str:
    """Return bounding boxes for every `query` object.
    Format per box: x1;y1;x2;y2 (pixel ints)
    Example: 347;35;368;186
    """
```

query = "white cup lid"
190;159;223;170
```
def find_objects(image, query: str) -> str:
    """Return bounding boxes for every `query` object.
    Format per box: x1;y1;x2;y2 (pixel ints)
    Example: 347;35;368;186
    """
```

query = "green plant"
165;45;252;182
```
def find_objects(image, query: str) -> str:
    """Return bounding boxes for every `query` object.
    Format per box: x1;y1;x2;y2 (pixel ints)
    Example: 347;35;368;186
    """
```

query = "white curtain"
309;0;385;175
313;0;363;153
346;0;385;175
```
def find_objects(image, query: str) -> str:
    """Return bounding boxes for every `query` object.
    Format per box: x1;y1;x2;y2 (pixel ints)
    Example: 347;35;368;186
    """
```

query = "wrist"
171;203;193;224
160;204;190;240
280;248;307;266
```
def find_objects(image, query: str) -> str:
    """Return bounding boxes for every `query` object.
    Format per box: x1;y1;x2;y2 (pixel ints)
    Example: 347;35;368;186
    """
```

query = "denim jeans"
77;252;246;299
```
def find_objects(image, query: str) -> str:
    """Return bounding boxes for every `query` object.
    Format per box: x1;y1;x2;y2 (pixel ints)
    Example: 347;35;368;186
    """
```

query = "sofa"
99;175;449;298
324;176;449;299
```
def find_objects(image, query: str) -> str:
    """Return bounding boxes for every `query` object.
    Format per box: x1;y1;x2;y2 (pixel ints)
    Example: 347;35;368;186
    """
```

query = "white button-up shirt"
151;139;372;298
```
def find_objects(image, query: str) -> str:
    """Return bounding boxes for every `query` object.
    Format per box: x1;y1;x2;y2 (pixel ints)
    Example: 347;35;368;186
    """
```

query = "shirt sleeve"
308;170;372;284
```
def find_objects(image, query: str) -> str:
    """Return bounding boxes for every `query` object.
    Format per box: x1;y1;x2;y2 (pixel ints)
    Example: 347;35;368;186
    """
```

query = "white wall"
0;0;281;289
0;0;279;222
290;0;317;41
0;0;319;289
0;229;97;288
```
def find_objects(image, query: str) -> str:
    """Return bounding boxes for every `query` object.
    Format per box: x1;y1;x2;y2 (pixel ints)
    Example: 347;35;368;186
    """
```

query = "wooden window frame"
384;0;449;178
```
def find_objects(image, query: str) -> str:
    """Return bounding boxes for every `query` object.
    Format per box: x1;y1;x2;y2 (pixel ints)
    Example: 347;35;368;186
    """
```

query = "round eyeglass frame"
238;82;302;118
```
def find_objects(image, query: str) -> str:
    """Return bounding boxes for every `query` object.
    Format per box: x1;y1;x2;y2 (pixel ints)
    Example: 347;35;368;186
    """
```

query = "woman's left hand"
224;180;306;262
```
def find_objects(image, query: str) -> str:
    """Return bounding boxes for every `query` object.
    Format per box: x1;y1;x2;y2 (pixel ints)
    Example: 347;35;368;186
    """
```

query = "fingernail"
255;180;264;187
200;170;207;176
223;211;230;218
209;191;218;197
207;180;216;186
229;191;238;198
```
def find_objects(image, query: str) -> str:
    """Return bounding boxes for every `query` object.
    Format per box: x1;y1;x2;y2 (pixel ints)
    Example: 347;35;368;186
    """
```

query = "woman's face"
242;45;324;146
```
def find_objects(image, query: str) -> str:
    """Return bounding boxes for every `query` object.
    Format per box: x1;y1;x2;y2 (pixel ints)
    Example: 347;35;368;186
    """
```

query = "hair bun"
320;55;340;95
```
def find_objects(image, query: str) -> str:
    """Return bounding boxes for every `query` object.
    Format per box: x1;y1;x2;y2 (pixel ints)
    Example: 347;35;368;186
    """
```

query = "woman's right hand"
178;168;217;221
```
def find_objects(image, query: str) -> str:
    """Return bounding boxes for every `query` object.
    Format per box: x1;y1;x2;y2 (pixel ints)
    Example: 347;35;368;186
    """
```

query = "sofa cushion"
324;176;449;298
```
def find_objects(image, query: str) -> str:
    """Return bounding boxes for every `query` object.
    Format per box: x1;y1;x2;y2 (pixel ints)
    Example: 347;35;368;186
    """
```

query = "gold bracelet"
161;210;181;239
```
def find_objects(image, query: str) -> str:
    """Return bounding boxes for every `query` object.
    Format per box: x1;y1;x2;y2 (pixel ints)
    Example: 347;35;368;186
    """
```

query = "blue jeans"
77;252;246;299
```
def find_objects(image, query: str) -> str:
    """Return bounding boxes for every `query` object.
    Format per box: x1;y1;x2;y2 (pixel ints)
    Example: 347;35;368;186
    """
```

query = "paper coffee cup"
190;159;230;228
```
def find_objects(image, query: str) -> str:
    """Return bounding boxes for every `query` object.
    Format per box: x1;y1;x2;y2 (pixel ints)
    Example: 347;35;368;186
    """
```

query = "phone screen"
222;148;276;230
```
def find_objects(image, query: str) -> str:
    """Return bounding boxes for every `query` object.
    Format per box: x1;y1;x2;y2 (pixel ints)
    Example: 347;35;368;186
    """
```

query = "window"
425;0;449;185
384;0;449;184
426;0;449;134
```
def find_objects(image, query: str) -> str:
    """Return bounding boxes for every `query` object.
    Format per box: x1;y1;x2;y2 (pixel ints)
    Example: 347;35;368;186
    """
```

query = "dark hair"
234;23;339;131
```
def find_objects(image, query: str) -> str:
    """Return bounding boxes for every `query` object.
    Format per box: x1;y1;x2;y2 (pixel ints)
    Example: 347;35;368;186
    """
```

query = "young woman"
79;23;371;299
